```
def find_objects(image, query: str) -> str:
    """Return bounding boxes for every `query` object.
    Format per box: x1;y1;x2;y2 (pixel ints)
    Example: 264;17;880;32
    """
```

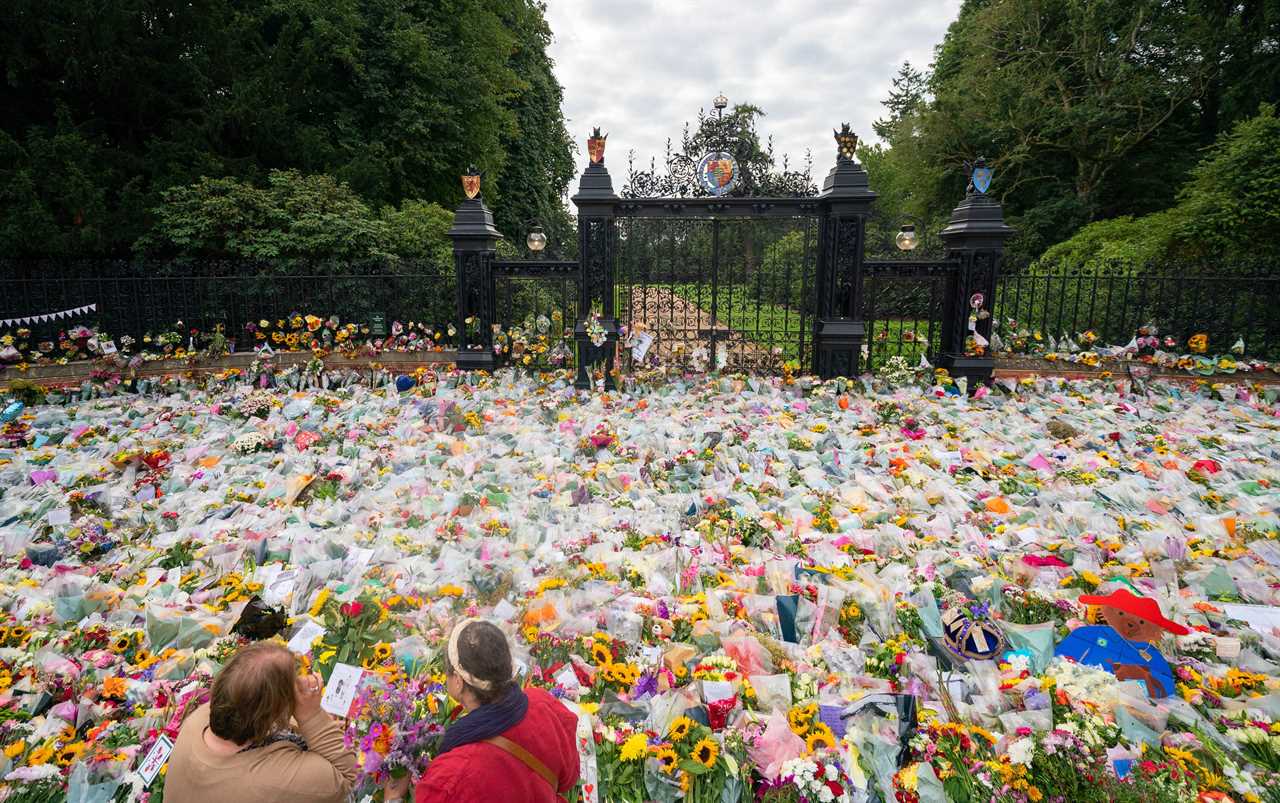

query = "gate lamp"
526;225;547;255
895;224;918;252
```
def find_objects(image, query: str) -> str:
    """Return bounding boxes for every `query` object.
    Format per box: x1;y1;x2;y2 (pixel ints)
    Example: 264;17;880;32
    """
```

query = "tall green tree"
489;1;577;256
862;0;1280;266
0;0;574;258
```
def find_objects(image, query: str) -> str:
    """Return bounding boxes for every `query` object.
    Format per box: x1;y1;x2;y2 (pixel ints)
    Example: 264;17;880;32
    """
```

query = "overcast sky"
545;0;962;184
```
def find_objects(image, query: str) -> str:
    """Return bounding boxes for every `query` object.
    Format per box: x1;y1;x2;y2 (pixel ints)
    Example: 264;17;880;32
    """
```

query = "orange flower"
100;676;128;700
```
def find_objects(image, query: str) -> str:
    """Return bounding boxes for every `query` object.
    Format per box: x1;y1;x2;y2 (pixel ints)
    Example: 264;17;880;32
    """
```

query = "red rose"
339;601;364;617
1108;432;1121;442
1193;459;1221;474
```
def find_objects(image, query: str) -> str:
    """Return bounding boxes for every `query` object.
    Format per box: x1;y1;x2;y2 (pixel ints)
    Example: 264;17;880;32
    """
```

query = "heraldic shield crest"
697;151;739;196
968;157;993;194
461;165;481;200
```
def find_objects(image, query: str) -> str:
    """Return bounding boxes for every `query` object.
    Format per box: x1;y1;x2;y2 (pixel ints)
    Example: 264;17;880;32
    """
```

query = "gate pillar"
814;127;876;379
449;191;503;373
571;149;620;390
939;168;1014;386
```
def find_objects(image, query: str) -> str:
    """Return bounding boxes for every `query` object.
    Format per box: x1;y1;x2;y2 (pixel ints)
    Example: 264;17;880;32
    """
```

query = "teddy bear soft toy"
1054;587;1188;698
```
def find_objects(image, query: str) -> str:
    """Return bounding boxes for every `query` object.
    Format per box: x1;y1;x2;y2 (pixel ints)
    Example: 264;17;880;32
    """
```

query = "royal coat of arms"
697;151;739;196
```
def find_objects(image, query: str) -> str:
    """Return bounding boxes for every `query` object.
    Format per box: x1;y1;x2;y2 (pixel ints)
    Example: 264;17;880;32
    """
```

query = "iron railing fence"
0;259;456;348
993;270;1280;359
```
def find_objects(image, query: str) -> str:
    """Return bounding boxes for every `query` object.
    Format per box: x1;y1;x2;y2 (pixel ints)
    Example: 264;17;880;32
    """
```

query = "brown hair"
445;620;515;706
207;642;296;745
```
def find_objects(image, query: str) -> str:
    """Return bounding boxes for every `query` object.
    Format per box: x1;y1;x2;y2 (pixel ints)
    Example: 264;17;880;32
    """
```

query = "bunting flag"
0;303;97;328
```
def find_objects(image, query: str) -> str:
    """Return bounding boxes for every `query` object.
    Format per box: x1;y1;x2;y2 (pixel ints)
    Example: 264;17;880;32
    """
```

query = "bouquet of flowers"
346;675;454;797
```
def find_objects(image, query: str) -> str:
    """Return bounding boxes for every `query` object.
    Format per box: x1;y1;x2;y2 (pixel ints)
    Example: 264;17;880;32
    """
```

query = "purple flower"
632;672;658;699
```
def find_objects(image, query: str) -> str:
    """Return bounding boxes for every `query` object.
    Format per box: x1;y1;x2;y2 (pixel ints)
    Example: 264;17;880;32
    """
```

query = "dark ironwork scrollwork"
621;110;818;198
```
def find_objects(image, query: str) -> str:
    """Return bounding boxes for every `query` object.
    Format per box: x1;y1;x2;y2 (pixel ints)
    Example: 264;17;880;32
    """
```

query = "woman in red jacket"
384;618;580;803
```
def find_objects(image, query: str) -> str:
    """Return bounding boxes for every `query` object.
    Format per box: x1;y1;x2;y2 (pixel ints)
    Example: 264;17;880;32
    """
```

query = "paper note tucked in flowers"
321;662;364;717
136;735;174;785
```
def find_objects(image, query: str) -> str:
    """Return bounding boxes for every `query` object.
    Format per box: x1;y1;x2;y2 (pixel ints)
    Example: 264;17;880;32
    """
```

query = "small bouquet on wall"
346;674;456;797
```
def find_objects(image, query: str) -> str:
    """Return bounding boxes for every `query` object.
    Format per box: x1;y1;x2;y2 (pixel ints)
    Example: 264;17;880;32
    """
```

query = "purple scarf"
437;685;529;755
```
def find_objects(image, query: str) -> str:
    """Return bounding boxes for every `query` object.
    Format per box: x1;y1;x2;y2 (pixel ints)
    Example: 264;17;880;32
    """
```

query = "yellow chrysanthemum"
619;732;648;762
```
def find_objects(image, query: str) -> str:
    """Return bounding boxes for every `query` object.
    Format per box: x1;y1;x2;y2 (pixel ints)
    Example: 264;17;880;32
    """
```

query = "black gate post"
813;125;876;379
449;185;503;373
939;162;1014;386
571;139;620;390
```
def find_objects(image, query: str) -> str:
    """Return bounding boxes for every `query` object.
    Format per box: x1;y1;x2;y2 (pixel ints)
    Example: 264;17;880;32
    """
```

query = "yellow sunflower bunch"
361;642;396;671
0;624;32;648
787;702;819;736
108;630;144;655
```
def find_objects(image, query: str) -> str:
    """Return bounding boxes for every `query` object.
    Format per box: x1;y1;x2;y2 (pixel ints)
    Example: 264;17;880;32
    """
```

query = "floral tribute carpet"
1;369;1279;803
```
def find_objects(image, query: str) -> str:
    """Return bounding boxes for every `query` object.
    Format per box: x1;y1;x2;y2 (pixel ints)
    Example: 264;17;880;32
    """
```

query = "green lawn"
658;283;809;361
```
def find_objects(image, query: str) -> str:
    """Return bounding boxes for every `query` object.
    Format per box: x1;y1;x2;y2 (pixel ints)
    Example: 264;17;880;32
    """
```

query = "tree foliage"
1040;104;1280;269
0;0;574;259
863;0;1280;267
135;169;453;264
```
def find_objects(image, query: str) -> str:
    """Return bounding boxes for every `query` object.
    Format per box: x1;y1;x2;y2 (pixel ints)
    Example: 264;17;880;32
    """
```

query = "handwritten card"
321;662;364;718
137;735;174;785
47;508;72;526
630;331;654;361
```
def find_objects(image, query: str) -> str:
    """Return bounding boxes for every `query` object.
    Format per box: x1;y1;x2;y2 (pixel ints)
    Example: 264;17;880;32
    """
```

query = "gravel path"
625;286;776;369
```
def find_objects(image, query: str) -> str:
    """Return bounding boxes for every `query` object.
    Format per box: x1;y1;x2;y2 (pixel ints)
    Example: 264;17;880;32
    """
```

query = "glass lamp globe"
527;226;547;253
895;225;918;252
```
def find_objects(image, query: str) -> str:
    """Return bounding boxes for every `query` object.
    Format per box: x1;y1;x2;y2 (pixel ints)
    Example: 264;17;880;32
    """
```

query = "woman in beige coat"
164;642;357;803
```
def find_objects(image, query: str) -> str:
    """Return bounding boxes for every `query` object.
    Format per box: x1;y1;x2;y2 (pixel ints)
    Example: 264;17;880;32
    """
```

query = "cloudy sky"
545;0;962;183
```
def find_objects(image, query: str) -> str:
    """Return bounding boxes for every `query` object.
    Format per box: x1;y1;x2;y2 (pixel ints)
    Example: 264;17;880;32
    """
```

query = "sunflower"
667;716;695;742
130;649;151;666
590;642;612;666
27;744;54;766
55;742;85;767
109;636;132;654
679;771;692;794
806;723;836;752
653;745;679;774
373;642;393;661
787;706;812;736
692;737;719;769
8;626;28;643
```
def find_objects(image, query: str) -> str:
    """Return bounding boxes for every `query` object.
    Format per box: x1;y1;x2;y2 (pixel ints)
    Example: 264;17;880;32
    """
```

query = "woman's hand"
384;773;413;802
294;672;325;720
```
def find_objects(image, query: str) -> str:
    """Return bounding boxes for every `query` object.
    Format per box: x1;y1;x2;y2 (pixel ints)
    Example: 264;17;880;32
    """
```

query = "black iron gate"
450;116;1014;385
861;259;955;369
615;208;819;371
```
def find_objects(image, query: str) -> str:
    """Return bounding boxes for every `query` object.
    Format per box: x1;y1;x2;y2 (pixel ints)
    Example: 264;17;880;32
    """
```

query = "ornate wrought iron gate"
449;112;1014;387
614;206;820;372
